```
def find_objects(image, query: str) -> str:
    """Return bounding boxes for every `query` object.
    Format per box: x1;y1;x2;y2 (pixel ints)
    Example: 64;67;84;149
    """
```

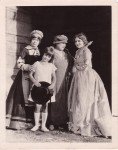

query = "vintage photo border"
0;0;118;149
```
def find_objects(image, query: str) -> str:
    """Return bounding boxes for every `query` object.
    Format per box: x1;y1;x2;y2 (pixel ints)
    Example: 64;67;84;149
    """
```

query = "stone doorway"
6;6;111;107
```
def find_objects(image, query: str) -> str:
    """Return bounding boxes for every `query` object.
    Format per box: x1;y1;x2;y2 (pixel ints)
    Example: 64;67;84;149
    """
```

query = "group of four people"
6;30;111;138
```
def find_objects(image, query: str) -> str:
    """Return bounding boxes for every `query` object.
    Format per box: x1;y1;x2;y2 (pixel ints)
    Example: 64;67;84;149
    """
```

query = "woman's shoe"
49;124;55;131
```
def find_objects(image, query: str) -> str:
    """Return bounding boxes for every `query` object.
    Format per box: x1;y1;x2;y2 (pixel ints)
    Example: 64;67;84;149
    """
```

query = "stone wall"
6;7;32;96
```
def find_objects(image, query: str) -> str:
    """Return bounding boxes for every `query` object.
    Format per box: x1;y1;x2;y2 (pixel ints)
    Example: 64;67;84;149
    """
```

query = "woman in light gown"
68;33;112;138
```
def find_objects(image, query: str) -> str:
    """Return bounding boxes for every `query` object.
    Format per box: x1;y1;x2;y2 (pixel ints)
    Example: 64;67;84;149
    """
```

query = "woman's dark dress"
6;45;41;129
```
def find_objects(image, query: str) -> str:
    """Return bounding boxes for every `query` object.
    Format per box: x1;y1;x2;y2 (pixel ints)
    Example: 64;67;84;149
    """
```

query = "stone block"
6;18;32;37
6;41;26;55
6;41;19;54
6;18;17;35
6;34;30;44
6;34;16;43
6;7;31;24
6;53;17;69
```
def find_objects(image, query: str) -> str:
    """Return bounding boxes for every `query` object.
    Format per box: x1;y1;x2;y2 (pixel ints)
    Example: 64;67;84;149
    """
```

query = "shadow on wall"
6;7;32;95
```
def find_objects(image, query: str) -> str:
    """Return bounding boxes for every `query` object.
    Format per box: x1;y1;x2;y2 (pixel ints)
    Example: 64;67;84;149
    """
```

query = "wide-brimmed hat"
53;35;68;44
30;30;43;39
31;81;53;104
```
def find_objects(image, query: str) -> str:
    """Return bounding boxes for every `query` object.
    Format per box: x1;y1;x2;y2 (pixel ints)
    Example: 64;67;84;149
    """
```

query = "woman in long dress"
6;30;43;130
49;35;74;129
68;33;112;138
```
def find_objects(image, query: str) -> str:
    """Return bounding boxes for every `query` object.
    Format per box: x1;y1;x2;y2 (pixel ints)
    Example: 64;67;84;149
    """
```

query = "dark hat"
53;35;68;44
31;81;53;104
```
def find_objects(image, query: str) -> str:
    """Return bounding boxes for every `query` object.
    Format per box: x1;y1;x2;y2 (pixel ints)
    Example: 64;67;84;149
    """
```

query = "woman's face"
75;37;84;49
42;54;52;62
55;43;66;51
30;38;40;48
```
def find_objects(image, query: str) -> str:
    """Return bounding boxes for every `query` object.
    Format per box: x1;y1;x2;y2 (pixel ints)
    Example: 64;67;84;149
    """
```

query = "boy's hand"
34;82;41;87
48;84;54;90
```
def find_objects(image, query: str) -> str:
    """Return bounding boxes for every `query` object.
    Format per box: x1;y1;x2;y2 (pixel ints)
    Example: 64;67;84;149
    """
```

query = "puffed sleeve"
17;48;29;70
31;61;38;73
52;64;57;72
84;48;92;67
21;48;29;59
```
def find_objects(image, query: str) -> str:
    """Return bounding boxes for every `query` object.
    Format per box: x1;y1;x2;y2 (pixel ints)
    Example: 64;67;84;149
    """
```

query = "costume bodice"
25;55;41;65
22;45;41;65
74;47;92;68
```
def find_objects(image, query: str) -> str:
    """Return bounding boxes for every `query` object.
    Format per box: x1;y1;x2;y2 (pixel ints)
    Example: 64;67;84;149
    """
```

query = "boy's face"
55;43;66;51
42;54;51;62
75;37;84;49
30;38;40;48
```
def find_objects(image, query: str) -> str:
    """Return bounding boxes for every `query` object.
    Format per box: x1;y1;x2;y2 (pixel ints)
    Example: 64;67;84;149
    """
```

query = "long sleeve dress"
6;45;41;130
49;48;74;127
68;46;112;137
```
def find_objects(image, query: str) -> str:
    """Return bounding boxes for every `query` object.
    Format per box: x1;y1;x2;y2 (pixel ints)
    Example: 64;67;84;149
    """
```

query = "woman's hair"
43;46;54;63
74;33;88;45
30;35;41;41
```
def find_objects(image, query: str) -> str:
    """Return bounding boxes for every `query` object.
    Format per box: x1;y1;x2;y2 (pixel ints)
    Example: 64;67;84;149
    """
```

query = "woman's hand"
76;64;87;71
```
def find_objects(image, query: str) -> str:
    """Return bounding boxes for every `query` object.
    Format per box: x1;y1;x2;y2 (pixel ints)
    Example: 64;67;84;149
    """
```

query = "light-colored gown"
68;46;112;137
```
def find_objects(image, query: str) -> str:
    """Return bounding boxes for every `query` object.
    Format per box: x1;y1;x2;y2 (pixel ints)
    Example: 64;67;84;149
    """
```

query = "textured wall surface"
6;7;32;95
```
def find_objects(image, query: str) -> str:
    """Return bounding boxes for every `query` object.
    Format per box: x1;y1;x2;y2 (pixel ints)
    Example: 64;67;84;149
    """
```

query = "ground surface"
6;129;111;143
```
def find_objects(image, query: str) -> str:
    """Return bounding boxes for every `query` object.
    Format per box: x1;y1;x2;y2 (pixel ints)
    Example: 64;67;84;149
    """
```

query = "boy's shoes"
41;126;49;132
31;124;49;132
31;125;40;131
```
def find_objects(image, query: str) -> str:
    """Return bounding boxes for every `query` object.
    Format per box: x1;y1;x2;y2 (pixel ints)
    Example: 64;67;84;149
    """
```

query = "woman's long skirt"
6;70;34;130
68;67;112;137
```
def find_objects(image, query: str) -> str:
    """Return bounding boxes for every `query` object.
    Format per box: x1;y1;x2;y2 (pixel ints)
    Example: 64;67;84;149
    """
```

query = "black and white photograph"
0;0;118;149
